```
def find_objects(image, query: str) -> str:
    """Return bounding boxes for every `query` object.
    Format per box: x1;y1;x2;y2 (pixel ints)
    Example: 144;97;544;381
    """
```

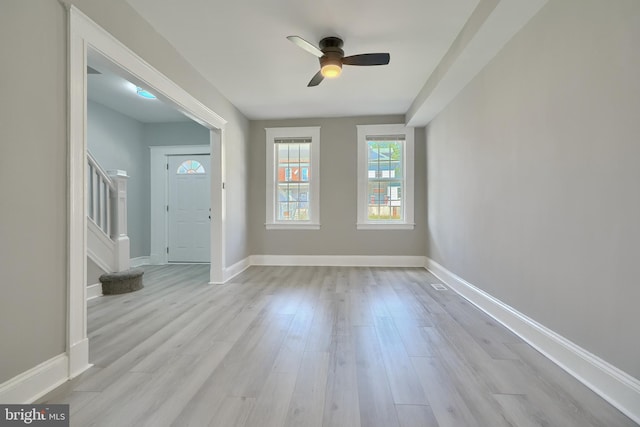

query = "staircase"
87;152;130;276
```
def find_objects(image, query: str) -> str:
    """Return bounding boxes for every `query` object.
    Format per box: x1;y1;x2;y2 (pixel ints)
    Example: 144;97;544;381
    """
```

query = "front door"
167;154;211;262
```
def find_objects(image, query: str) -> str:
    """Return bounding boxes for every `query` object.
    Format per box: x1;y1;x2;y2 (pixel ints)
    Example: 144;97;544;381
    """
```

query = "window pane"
367;180;403;220
277;143;311;183
277;144;289;164
277;182;310;221
177;159;205;174
367;139;403;221
276;142;311;221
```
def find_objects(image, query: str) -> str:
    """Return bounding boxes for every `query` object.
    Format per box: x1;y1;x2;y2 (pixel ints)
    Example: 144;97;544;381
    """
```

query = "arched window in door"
177;159;205;174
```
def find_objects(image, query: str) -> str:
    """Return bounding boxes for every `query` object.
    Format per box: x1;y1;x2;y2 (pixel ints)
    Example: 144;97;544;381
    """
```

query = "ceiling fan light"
136;87;157;99
321;63;342;78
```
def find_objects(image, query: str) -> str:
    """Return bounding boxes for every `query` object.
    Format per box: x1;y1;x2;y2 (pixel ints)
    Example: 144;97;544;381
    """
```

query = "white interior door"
167;154;211;262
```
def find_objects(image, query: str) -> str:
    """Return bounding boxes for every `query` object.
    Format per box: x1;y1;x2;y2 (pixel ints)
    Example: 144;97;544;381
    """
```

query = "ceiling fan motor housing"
319;37;345;72
319;36;344;50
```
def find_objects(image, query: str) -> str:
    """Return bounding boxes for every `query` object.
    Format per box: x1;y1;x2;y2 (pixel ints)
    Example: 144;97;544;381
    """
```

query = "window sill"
356;222;415;230
265;223;321;230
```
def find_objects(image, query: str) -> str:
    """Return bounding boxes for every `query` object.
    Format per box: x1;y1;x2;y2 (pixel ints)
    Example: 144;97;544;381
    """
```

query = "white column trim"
68;4;90;382
68;6;227;389
218;256;251;284
210;129;225;283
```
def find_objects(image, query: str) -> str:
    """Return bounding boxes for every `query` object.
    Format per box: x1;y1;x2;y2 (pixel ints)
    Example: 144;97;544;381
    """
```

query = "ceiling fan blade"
287;35;324;58
307;70;324;87
342;53;390;66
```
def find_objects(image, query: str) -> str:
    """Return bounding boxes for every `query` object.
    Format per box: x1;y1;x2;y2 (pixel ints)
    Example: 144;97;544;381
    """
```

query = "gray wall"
0;0;250;384
88;101;146;257
425;0;640;378
143;122;210;149
249;116;426;256
0;0;67;383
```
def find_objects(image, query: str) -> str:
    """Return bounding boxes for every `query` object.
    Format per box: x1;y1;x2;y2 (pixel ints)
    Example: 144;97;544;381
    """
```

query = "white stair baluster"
86;151;130;272
87;163;93;220
106;185;111;238
92;168;99;224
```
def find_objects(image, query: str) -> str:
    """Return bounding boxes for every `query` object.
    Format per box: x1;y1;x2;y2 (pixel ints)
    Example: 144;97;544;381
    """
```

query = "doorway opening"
68;6;227;378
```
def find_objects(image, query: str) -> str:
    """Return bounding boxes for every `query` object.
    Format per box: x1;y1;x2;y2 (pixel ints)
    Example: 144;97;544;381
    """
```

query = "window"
357;124;414;230
176;159;205;174
265;127;320;229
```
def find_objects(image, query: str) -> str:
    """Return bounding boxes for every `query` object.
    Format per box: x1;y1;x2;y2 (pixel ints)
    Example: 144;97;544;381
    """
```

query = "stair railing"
87;151;130;271
87;152;114;237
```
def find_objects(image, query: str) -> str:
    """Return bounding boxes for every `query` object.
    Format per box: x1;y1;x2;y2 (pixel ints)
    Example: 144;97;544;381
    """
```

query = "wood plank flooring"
40;265;637;426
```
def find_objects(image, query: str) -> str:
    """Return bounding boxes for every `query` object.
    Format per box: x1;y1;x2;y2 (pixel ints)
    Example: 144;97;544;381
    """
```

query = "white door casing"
69;7;227;380
168;154;211;262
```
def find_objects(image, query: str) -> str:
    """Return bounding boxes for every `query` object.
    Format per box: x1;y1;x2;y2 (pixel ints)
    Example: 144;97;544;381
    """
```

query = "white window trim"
265;126;320;230
357;124;415;230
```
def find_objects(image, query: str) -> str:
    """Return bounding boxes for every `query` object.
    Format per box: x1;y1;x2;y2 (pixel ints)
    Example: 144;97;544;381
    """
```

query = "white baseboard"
214;255;425;284
425;257;640;425
130;256;150;268
149;254;164;265
68;338;92;380
0;354;68;403
250;254;426;267
86;246;112;275
220;257;251;283
87;283;102;300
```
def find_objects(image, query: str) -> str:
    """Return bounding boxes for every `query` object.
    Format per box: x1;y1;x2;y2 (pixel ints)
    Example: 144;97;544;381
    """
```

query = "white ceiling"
87;56;190;123
121;0;547;124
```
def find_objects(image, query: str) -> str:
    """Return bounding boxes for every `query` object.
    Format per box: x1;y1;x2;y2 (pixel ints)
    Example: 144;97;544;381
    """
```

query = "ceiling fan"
287;35;390;87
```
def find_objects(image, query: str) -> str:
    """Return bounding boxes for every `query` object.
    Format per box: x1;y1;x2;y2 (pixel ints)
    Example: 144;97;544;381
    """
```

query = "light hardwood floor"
40;265;637;426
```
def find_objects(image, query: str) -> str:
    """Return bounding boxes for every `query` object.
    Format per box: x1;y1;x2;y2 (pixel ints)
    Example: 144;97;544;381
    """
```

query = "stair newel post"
108;170;130;272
